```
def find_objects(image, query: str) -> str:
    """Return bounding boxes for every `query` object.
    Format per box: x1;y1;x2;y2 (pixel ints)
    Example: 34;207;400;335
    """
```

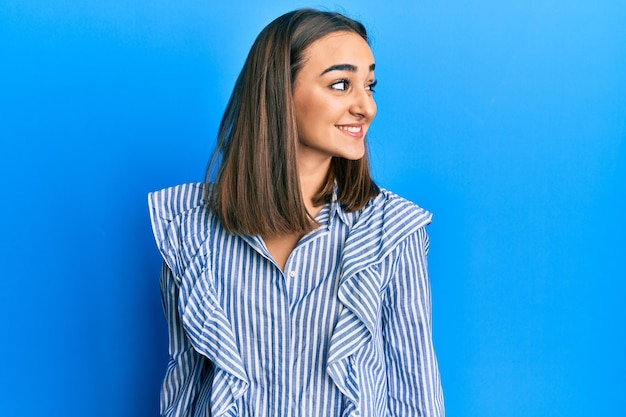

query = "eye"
366;80;378;93
330;79;350;91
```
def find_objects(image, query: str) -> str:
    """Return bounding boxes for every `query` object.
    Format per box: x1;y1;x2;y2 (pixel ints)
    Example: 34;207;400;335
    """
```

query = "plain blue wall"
1;1;624;416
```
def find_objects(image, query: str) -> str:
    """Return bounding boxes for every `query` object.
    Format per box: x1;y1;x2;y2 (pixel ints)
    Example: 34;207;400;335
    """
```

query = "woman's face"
292;31;377;168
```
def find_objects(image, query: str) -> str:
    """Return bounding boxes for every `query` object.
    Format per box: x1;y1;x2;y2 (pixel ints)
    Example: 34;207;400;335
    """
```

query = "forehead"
301;31;374;68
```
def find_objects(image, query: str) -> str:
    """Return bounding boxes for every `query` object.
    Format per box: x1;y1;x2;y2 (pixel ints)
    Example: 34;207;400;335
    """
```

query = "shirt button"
289;270;296;277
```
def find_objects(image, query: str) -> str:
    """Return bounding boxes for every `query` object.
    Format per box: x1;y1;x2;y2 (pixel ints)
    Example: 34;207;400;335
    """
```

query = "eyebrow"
320;63;375;75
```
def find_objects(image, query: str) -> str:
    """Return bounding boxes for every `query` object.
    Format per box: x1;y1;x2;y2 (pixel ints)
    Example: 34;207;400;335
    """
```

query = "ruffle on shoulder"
327;189;432;414
148;183;248;417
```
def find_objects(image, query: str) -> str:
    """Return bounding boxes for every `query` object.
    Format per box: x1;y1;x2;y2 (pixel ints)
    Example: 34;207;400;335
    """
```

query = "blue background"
1;1;624;416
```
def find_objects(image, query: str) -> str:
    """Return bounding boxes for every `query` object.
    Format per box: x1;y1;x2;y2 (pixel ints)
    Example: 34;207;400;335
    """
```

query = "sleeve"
382;227;445;416
159;261;213;417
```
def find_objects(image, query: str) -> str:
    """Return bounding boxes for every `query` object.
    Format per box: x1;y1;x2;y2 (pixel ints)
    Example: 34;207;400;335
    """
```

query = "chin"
339;151;366;161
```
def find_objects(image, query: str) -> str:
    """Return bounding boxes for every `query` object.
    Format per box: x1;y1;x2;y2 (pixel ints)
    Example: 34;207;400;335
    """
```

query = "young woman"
149;8;444;417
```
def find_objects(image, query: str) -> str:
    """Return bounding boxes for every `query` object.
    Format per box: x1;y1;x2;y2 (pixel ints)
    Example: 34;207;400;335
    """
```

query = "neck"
298;156;332;216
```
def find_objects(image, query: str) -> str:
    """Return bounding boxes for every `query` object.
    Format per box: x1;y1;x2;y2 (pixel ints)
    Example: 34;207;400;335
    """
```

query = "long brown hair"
205;9;379;235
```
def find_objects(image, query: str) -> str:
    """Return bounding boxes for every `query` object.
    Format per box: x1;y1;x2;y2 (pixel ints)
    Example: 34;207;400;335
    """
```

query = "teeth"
337;125;361;133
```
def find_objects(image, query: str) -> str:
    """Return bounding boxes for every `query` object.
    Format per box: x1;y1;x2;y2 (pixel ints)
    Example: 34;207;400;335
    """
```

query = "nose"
349;88;377;121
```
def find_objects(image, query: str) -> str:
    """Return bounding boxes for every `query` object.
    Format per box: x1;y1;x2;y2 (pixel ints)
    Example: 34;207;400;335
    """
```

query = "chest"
262;233;301;272
209;228;347;314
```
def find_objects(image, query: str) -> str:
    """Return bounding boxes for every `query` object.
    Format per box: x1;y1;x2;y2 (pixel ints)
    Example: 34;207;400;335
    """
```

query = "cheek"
297;98;334;131
293;101;311;135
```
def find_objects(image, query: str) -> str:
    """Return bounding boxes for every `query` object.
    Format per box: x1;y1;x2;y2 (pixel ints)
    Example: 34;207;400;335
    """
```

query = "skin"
264;31;377;271
293;31;377;211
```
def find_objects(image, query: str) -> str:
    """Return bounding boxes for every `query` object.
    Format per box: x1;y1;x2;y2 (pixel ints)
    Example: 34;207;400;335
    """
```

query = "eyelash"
330;79;377;93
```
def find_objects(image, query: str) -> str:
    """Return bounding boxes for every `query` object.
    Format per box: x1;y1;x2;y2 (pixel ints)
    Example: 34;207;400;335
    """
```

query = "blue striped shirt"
149;183;444;417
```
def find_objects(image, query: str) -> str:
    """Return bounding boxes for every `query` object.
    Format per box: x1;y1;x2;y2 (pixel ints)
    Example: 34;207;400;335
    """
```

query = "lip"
335;124;365;138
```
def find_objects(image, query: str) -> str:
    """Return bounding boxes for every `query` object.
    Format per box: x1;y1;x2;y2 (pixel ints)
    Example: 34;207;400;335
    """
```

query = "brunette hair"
205;8;379;235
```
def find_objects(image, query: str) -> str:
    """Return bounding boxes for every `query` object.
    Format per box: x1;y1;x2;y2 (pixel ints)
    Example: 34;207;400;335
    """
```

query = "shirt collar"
326;182;354;229
311;183;337;231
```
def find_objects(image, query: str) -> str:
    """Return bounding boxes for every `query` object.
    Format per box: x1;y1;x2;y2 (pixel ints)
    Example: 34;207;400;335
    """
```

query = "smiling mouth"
336;125;363;134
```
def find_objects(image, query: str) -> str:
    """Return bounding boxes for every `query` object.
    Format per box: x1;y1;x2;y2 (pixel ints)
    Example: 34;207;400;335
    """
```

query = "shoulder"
148;183;215;277
366;187;432;228
340;188;432;270
148;182;207;221
348;187;432;239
